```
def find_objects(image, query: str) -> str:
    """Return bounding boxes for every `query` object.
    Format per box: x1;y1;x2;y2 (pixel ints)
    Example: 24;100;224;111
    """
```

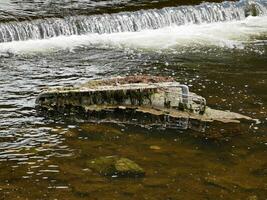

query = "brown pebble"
150;145;161;150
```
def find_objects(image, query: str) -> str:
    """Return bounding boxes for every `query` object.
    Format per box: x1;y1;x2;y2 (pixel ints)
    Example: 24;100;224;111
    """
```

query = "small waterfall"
0;0;266;43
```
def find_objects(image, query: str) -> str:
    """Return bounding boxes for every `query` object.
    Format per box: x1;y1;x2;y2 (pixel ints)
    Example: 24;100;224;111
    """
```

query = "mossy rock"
245;4;260;17
87;156;145;177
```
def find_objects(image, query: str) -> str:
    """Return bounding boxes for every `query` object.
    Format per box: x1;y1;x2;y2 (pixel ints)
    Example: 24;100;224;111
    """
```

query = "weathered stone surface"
36;78;199;111
36;76;253;125
36;76;204;113
87;156;145;177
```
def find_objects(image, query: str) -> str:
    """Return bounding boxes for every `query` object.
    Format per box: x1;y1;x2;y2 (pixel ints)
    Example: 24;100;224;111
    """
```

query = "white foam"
0;16;266;55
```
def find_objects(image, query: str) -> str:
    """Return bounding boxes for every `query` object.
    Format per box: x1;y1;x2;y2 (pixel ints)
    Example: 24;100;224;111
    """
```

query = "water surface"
0;0;267;199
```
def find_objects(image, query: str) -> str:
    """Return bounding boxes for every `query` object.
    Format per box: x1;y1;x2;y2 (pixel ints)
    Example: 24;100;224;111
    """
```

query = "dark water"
0;0;267;199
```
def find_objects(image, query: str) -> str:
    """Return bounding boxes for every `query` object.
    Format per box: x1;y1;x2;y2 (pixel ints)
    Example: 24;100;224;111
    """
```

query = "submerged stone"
150;145;161;150
247;195;258;200
251;163;267;177
204;175;257;191
87;156;145;177
245;3;261;17
36;76;253;129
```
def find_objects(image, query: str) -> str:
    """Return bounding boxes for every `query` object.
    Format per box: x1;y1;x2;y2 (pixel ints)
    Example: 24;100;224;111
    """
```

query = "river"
0;0;267;199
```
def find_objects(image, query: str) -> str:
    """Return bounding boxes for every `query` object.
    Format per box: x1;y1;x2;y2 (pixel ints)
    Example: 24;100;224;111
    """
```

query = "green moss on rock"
87;156;145;177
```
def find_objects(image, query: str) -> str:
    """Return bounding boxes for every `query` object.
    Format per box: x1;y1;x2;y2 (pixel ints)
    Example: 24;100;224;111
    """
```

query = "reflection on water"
0;0;267;199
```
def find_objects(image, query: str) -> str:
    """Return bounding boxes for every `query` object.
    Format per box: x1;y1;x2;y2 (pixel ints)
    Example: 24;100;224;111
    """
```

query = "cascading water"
0;0;266;43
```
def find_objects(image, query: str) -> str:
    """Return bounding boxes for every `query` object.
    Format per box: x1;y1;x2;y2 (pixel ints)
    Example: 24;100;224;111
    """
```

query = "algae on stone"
87;156;145;177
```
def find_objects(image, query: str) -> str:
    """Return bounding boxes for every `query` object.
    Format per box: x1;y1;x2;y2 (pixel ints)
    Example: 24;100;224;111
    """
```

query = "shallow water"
0;0;267;199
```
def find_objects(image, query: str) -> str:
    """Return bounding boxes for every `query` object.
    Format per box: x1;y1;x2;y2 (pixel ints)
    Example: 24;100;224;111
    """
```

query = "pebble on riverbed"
87;156;145;178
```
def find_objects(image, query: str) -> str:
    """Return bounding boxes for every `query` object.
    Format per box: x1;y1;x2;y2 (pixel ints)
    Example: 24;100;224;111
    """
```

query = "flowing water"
0;0;267;199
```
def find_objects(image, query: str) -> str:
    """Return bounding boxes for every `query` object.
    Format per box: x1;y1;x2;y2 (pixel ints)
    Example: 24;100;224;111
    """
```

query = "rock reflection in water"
37;106;207;133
